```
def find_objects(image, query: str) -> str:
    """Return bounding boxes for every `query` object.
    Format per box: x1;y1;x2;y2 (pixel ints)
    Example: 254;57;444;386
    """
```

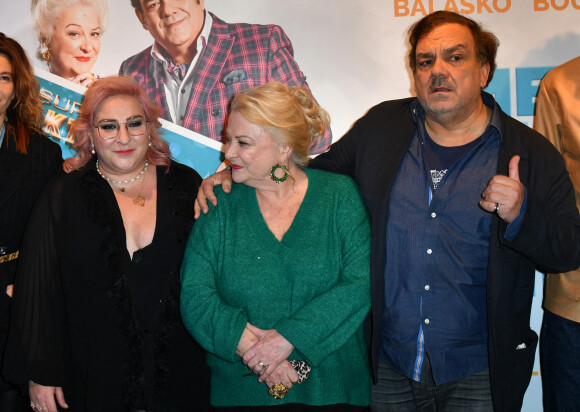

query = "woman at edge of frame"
0;32;62;412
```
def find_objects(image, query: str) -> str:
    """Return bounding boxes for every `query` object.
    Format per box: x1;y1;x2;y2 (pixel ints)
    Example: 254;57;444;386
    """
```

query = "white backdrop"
2;2;580;410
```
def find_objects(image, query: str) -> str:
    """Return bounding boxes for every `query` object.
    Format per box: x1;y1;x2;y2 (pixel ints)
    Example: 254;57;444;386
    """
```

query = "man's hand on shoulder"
194;170;233;219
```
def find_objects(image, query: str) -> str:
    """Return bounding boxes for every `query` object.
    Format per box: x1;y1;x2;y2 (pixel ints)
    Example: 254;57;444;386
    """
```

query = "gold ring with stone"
269;383;289;399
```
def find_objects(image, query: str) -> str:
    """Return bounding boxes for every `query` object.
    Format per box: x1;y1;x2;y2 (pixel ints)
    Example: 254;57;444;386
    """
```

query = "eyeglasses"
93;116;149;140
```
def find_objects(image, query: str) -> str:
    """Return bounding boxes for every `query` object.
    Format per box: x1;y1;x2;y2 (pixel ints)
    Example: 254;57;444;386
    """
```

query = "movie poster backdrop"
3;2;580;410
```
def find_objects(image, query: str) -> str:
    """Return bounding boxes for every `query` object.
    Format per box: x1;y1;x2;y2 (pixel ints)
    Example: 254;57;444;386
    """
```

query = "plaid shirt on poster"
119;12;331;154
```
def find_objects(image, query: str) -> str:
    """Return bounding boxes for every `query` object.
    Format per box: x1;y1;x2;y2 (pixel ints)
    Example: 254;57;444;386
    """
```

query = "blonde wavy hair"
229;81;330;166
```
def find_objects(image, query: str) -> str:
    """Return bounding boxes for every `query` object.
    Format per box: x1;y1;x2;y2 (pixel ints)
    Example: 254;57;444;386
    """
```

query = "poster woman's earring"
40;44;50;62
91;140;96;155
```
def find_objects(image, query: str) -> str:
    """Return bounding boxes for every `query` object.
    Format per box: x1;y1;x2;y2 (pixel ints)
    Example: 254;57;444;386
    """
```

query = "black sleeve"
308;119;360;179
3;184;72;387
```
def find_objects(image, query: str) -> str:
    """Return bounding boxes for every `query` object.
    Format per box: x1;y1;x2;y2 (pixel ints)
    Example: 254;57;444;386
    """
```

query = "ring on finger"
258;361;268;371
494;203;501;214
269;383;289;399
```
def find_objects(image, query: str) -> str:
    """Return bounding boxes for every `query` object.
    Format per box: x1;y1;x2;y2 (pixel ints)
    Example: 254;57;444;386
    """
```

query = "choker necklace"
96;160;148;206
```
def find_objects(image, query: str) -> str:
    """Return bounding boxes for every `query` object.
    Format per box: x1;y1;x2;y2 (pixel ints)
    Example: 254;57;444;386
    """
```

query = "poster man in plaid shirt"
120;0;331;153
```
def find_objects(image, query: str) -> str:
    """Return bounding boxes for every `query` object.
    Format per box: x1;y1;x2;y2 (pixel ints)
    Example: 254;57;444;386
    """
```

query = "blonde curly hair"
229;81;330;166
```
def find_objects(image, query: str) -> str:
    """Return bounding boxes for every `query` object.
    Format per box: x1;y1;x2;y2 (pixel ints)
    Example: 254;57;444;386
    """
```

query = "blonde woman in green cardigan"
180;81;371;411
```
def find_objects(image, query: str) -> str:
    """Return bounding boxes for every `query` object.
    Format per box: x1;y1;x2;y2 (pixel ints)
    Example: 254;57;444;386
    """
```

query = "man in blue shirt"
196;10;580;412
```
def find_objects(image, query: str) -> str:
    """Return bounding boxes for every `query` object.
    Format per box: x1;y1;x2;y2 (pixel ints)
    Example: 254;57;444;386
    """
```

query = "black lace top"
3;159;211;411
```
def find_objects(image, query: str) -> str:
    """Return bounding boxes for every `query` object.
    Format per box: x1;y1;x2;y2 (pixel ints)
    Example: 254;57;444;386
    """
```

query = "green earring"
270;164;289;183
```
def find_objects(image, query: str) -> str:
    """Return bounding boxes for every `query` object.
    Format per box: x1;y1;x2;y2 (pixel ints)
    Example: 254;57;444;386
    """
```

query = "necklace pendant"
133;196;145;207
119;187;126;193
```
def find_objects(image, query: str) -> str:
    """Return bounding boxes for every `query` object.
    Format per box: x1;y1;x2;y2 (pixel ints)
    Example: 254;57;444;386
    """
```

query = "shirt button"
425;285;430;291
211;108;221;116
424;319;430;324
431;212;437;218
427;249;433;255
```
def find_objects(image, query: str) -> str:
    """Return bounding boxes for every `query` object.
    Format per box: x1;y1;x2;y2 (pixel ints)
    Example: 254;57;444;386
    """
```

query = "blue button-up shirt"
380;93;526;385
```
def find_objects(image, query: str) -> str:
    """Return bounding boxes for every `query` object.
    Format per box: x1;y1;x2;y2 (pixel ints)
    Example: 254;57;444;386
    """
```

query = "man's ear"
480;62;491;89
135;8;148;30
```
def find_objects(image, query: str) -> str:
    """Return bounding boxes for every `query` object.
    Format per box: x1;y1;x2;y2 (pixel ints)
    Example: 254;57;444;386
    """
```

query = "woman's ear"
278;144;293;163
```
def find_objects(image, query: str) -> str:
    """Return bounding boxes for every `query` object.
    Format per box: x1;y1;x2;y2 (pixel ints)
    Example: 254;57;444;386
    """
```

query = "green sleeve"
180;199;249;363
274;179;371;366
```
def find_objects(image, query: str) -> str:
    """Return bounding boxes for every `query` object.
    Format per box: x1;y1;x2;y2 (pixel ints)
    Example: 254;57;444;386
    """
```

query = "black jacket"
310;96;580;411
0;131;61;332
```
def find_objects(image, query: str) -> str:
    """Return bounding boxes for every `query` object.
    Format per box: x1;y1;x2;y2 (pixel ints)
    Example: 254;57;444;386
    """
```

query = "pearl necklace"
96;160;148;193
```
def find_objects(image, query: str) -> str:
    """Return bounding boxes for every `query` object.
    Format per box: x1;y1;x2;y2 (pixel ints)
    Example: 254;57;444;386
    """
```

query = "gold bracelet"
0;251;19;263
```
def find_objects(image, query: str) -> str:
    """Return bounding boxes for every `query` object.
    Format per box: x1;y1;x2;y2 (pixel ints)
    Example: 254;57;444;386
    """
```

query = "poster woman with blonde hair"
31;0;107;88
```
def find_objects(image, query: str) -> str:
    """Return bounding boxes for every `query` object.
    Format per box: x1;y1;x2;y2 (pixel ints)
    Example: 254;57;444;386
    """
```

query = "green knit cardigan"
181;169;371;407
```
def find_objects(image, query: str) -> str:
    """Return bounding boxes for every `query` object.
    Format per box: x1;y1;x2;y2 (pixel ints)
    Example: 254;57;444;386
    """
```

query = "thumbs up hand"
479;155;524;223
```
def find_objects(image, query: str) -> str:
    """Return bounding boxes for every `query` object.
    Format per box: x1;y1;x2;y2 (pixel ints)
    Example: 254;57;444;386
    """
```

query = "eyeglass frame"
93;116;150;140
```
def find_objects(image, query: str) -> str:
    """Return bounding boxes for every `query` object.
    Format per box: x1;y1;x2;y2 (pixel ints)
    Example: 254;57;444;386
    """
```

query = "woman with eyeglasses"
3;76;211;412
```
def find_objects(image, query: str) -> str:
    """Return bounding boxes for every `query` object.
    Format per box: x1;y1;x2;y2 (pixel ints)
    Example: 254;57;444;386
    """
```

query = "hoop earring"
270;164;288;183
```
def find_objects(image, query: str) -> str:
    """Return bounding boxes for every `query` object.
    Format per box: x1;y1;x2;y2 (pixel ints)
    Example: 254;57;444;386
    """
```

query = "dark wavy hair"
408;11;499;87
0;33;44;154
70;75;171;170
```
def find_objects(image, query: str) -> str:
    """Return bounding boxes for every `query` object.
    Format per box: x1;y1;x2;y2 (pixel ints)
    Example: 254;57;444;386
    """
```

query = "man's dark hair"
131;0;201;14
408;11;499;87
